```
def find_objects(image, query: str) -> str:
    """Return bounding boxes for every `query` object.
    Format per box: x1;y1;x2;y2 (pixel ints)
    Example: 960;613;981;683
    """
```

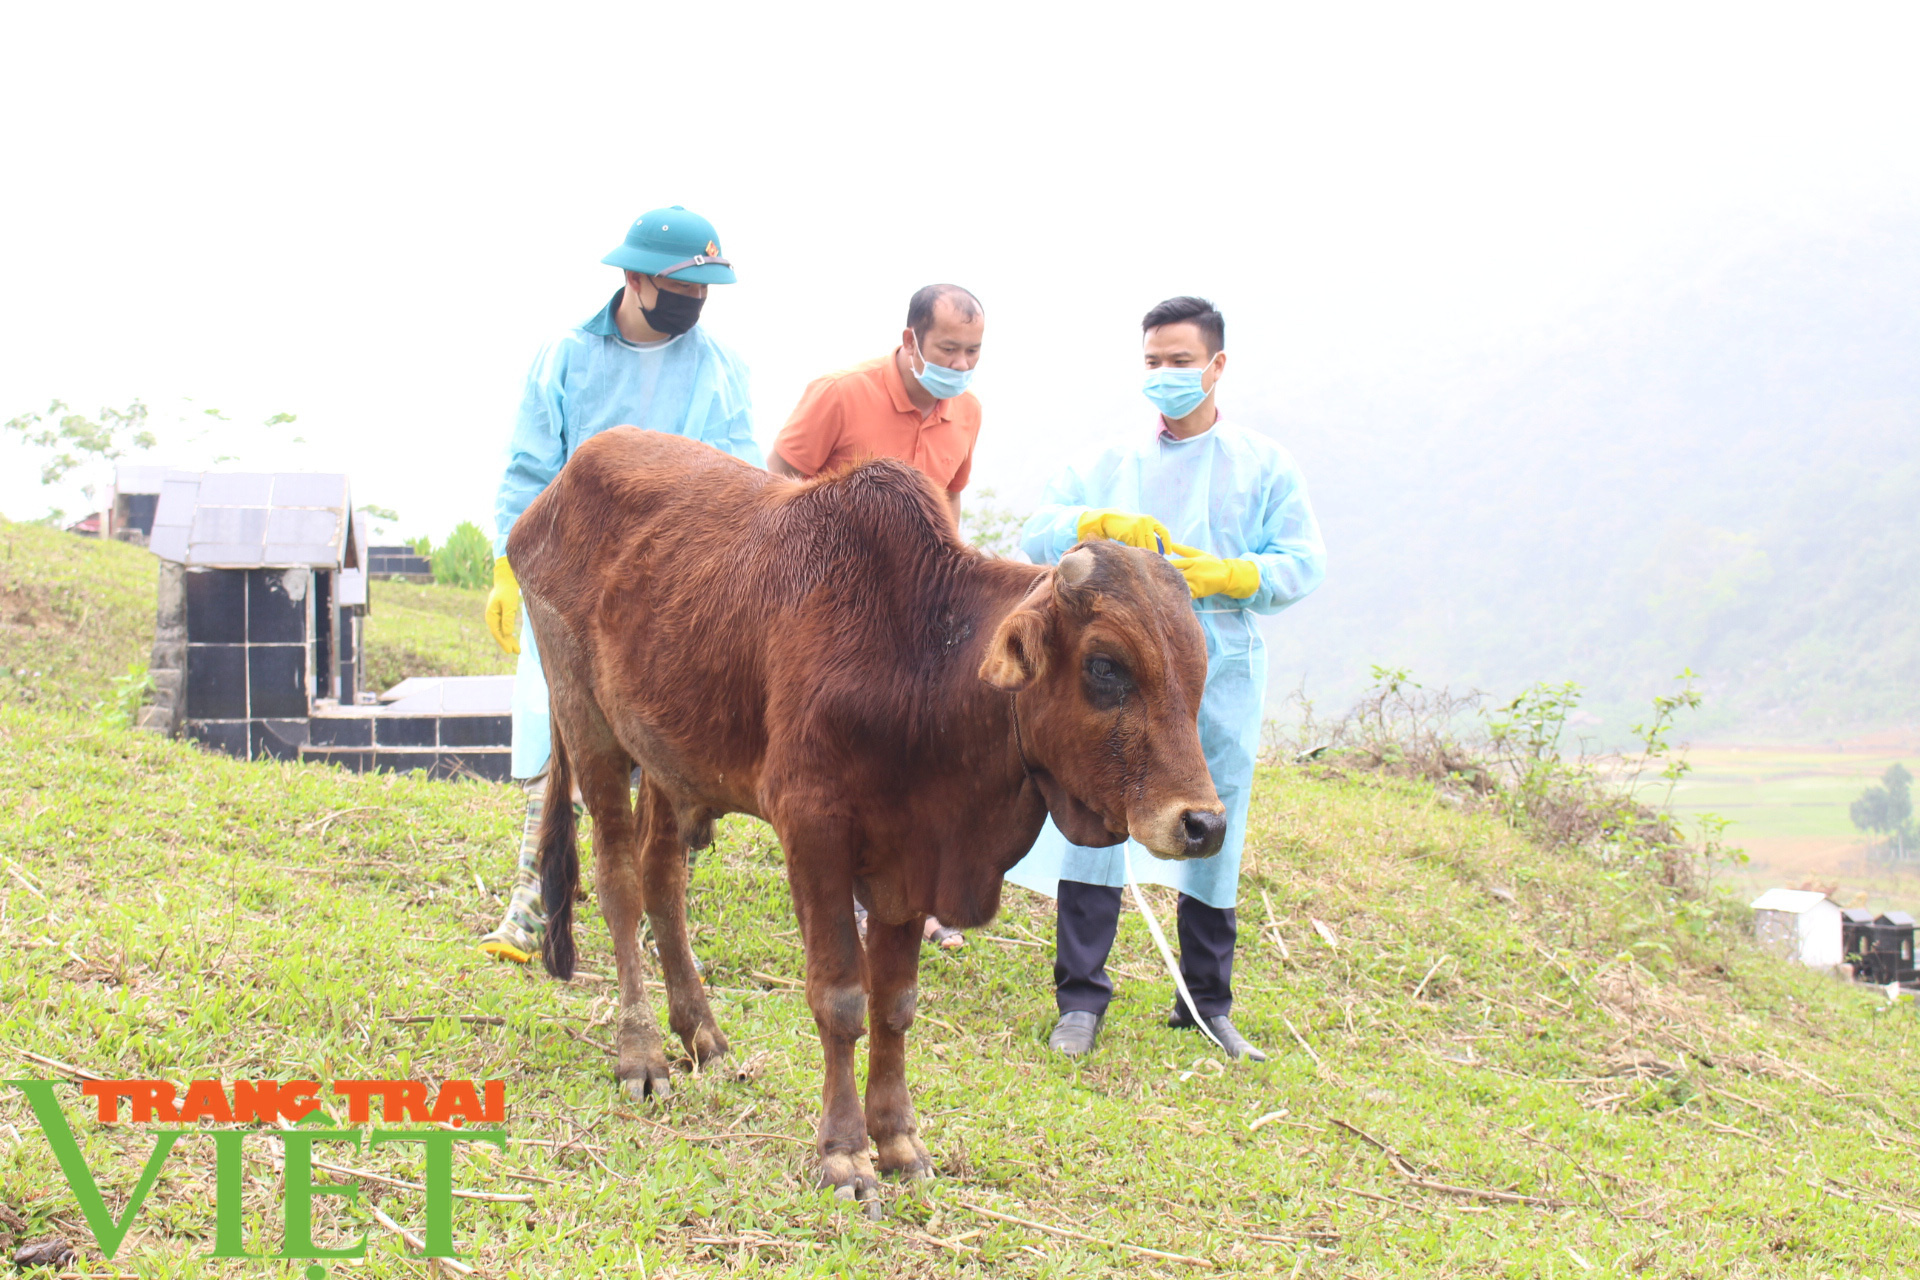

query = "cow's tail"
539;722;580;981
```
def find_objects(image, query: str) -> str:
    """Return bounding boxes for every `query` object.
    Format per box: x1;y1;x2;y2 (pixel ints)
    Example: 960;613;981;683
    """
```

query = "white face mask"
909;334;975;399
1142;355;1219;419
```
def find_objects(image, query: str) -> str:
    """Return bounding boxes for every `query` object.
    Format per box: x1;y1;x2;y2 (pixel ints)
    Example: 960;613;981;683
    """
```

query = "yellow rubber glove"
1075;508;1174;551
1165;541;1261;600
485;556;522;654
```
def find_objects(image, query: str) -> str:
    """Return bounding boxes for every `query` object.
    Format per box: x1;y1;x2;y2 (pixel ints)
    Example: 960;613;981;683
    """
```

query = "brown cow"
509;427;1223;1205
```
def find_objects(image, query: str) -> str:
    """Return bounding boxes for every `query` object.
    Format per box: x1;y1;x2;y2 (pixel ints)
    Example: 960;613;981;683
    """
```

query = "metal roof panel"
196;472;275;505
270;472;350;508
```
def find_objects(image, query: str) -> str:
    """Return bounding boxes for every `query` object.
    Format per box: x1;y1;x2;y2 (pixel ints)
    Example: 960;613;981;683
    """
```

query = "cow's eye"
1083;654;1130;709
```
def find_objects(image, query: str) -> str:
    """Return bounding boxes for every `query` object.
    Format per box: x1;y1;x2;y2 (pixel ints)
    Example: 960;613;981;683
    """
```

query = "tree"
5;398;301;525
1851;762;1916;858
3;399;155;522
356;504;401;542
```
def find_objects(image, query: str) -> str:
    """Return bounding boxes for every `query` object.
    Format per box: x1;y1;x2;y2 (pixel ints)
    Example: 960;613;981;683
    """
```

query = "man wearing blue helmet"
478;205;759;963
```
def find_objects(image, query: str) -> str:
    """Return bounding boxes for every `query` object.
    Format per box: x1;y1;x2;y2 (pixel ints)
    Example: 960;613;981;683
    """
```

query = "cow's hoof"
875;1134;934;1181
819;1151;879;1206
832;1185;885;1220
619;1070;671;1102
688;1025;730;1065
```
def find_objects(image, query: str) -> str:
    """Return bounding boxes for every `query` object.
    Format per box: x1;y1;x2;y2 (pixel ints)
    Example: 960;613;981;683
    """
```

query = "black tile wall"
123;493;158;534
252;719;309;761
308;716;373;747
187;645;248;719
187;719;250;757
373;752;440;774
248;646;308;718
441;752;513;782
440;715;512;747
297;745;511;781
185;570;246;643
311;571;333;698
302;748;368;772
246;569;307;644
375;716;438;747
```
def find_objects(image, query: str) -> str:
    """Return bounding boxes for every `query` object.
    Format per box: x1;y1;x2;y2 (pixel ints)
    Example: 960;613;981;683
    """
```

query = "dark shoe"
1171;1010;1269;1062
1048;1010;1103;1057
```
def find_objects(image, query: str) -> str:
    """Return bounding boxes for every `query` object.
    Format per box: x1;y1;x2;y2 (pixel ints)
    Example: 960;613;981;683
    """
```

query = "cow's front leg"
786;836;878;1206
579;757;671;1100
863;915;932;1180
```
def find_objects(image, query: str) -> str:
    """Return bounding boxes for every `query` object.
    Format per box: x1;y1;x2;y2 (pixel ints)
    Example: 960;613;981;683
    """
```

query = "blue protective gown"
1005;417;1325;908
496;289;760;778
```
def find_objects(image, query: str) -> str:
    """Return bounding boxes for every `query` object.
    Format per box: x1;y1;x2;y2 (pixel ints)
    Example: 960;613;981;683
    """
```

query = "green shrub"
431;521;492;591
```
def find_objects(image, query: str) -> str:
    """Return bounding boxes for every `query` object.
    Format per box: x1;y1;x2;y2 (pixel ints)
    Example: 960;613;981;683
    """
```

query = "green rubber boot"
479;777;548;963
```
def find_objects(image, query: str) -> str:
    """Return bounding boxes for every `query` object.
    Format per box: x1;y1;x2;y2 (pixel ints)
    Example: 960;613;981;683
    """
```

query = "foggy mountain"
1249;215;1920;740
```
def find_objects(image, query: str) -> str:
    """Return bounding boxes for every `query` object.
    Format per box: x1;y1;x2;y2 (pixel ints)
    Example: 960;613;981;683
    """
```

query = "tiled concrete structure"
137;470;510;781
367;544;435;583
139;471;369;755
302;676;512;780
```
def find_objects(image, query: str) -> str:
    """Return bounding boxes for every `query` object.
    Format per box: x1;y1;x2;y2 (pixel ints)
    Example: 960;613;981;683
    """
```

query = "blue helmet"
601;205;736;284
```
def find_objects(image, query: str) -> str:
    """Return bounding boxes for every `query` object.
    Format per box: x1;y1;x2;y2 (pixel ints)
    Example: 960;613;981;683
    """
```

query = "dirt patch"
0;581;68;632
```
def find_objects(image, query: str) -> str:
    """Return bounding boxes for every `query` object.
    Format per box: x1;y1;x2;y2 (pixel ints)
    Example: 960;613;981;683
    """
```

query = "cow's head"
979;540;1225;861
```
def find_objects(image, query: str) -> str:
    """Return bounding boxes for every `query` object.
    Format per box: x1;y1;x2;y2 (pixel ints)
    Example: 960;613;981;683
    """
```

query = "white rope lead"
1123;846;1227;1054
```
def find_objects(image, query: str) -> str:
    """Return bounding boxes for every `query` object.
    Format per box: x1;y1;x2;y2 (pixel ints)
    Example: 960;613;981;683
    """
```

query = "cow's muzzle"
1180;809;1227;859
1137;800;1228;861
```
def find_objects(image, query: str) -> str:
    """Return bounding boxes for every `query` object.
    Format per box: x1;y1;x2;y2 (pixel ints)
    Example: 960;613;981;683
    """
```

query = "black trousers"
1053;878;1237;1020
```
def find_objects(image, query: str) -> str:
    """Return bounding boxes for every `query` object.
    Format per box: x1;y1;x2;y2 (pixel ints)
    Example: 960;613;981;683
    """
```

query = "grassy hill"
3;528;1920;1276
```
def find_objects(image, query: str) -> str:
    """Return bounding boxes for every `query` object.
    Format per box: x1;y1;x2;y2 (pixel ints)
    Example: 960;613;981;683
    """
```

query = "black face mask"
639;283;705;336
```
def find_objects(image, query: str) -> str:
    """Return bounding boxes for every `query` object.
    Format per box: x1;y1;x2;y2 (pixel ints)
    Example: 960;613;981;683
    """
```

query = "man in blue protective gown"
1006;296;1325;1059
476;205;760;962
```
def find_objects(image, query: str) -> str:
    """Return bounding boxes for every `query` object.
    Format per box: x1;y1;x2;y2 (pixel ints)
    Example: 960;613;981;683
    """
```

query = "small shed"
1842;906;1878;967
1750;888;1844;968
1863;911;1918;986
138;471;368;758
111;464;170;543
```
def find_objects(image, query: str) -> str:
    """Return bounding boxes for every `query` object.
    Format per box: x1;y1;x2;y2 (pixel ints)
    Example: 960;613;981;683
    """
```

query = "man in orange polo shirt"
770;283;984;524
771;283;985;950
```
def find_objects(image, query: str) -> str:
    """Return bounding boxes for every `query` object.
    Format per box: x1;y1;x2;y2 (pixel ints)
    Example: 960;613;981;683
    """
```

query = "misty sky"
4;2;1917;538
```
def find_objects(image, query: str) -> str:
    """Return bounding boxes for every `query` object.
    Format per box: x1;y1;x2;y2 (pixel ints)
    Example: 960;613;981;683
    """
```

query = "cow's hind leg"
639;780;728;1067
783;821;879;1208
575;739;673;1100
863;915;933;1180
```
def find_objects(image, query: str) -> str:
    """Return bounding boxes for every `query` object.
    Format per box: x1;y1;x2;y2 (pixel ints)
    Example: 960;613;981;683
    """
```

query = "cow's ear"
979;603;1050;691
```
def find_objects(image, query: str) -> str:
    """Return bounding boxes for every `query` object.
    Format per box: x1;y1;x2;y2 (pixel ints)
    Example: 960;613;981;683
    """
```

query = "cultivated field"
5;523;1920;1277
1668;743;1920;907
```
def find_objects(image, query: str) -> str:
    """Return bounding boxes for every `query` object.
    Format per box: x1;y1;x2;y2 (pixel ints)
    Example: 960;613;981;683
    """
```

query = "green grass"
359;578;513;694
0;523;157;712
5;528;1920;1277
